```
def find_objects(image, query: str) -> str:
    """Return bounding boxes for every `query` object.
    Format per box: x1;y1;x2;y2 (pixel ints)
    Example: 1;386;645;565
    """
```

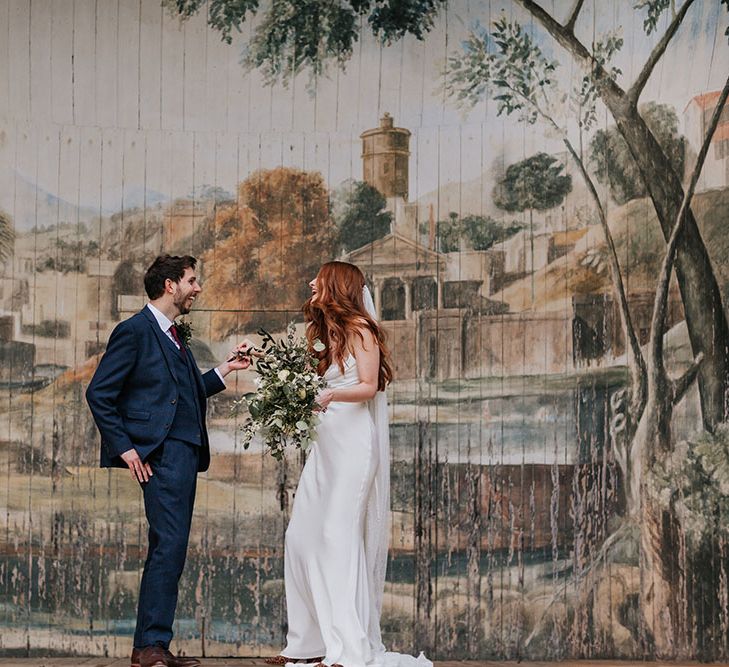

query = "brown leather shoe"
138;646;169;667
163;649;201;667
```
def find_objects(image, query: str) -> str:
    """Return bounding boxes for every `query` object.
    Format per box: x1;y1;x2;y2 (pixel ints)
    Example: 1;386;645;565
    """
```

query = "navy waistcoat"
167;345;204;446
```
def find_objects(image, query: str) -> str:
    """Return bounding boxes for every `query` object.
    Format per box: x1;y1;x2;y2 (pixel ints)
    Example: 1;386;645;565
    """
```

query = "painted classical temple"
351;113;506;319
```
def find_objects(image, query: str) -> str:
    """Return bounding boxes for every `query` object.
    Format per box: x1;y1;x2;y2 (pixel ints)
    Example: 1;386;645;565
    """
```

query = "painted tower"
360;113;411;200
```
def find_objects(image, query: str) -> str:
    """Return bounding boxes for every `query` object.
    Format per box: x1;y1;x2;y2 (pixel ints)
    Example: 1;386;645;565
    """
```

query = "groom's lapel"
141;307;178;383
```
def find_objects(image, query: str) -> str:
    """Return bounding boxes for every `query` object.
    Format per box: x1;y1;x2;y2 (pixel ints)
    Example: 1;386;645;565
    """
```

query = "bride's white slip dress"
281;354;431;667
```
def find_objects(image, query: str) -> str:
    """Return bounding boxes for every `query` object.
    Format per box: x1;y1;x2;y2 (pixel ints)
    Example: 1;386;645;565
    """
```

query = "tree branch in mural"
564;0;586;33
445;9;729;658
492;151;572;301
446;15;647;449
628;0;693;105
164;0;446;81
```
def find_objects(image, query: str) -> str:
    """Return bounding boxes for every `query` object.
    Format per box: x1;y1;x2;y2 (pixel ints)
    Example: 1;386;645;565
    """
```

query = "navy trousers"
134;438;199;649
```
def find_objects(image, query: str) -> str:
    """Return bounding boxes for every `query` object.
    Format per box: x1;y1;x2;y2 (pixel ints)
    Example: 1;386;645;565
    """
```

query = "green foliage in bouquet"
234;323;327;460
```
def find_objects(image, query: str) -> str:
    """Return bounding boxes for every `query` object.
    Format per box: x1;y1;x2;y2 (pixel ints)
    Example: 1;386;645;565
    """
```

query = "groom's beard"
174;292;194;315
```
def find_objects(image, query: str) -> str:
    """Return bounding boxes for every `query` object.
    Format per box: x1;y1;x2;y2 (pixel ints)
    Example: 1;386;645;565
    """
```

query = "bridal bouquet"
234;323;327;460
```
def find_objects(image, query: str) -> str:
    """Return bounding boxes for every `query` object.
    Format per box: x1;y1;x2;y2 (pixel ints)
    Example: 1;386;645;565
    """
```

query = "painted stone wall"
1;0;729;660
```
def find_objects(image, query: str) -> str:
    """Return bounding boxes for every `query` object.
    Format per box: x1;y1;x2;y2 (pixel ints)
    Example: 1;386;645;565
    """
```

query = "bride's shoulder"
350;321;377;353
348;317;372;333
351;316;374;332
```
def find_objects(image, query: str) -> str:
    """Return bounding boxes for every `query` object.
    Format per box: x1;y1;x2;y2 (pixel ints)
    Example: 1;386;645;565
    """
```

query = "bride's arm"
316;328;379;408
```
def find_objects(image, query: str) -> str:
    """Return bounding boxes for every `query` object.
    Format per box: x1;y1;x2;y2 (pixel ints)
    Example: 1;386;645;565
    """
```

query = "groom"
86;254;251;667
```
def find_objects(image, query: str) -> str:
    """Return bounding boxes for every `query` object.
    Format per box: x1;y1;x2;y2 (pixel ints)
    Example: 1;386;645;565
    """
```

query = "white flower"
295;420;308;431
313;339;325;352
278;369;290;382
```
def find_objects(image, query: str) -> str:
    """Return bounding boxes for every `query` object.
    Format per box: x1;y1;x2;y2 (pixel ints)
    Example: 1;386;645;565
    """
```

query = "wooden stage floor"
0;660;719;667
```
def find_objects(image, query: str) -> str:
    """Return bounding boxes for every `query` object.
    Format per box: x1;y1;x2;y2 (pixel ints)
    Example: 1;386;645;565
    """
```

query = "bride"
266;261;431;667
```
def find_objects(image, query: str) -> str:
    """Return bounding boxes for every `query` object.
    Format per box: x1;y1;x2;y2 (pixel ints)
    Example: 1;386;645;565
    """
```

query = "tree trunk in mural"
628;78;729;656
632;388;684;656
640;494;687;656
610;105;729;432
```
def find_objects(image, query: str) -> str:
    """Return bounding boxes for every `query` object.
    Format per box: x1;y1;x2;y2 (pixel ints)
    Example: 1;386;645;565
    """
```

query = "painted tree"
462;214;523;251
431;212;523;252
331;179;392;252
200;167;338;338
589;102;686;206
434;211;461;252
510;0;729;434
492;152;572;300
190;184;235;204
163;0;446;81
445;12;729;658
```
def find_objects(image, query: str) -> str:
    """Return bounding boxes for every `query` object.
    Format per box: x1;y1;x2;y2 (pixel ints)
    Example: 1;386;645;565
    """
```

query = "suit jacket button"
171;399;176;404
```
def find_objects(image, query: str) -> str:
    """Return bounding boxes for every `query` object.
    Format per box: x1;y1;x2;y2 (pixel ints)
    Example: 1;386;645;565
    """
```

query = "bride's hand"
315;388;334;412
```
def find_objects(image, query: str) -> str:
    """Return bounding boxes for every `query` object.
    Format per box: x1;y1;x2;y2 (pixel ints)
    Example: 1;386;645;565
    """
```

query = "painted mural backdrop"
1;0;729;660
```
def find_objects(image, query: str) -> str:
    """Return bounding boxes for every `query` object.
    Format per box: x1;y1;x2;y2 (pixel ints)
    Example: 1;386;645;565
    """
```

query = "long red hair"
303;261;393;391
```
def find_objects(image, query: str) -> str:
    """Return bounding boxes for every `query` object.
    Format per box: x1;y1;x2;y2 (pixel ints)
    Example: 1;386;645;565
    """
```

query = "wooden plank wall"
1;0;728;660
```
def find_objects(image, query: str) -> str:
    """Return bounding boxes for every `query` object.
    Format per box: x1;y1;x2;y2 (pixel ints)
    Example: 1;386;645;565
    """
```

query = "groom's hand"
219;340;256;377
120;448;153;483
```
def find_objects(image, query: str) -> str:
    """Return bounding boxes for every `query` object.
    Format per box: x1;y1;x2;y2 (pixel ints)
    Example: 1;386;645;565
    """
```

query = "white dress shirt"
146;303;225;384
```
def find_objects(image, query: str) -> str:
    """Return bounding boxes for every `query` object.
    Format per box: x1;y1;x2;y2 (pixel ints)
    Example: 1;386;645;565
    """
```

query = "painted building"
683;90;729;190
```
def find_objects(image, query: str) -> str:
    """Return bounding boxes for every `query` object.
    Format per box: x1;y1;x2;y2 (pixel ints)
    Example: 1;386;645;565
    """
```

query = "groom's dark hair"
144;254;197;299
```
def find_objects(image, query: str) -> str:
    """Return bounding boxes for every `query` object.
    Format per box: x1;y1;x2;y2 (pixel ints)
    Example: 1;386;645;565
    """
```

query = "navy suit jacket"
86;306;226;472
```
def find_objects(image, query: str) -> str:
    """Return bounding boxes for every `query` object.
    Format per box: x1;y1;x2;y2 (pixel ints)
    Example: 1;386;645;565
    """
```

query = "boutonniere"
176;319;193;346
